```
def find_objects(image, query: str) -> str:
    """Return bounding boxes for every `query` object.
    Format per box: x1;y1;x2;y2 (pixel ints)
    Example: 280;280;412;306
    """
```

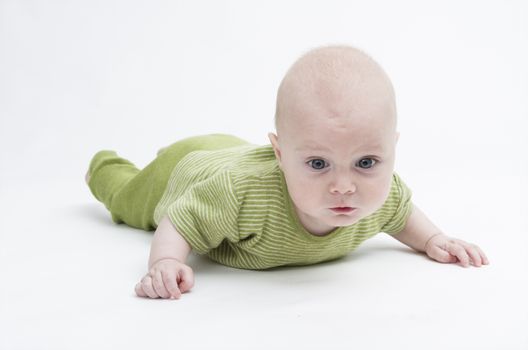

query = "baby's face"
269;107;398;236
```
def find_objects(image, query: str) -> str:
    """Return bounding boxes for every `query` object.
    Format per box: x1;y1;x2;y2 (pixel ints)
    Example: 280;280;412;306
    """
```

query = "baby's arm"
135;215;194;299
391;204;489;267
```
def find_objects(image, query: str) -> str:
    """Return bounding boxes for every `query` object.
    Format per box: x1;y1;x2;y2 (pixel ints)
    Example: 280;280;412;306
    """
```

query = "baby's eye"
307;159;327;170
357;158;377;169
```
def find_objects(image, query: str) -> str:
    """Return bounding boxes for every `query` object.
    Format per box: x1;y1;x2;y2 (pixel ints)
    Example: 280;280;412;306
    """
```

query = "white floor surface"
1;1;527;349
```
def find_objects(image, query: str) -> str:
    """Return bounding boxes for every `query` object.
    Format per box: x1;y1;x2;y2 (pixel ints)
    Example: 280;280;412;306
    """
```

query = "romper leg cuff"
87;150;136;206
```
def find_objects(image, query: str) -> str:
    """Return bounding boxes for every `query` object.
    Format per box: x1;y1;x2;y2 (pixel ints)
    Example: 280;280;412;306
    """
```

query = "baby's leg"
86;150;154;229
86;133;250;231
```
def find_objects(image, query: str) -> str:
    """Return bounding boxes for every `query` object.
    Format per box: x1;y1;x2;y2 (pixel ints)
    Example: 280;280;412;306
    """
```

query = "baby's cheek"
381;181;393;204
370;180;392;208
293;179;315;199
290;179;320;207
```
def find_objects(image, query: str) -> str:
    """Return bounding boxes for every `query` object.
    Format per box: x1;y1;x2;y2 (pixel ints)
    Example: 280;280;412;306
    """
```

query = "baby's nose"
330;178;357;194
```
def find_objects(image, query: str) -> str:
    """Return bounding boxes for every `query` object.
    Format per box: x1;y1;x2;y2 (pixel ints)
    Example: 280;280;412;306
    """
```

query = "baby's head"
268;45;399;235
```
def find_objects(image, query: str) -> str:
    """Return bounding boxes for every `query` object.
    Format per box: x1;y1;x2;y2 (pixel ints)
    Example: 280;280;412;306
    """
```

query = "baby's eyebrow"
295;144;331;152
295;144;386;153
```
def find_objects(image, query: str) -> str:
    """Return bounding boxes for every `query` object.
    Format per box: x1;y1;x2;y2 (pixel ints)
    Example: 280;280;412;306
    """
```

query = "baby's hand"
424;234;490;268
135;258;194;299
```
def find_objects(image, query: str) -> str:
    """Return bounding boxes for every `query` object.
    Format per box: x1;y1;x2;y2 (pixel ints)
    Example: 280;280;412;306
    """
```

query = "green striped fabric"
153;144;413;270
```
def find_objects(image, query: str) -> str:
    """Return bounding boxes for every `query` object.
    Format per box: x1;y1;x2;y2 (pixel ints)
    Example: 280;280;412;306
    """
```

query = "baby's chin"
331;218;361;227
325;211;363;227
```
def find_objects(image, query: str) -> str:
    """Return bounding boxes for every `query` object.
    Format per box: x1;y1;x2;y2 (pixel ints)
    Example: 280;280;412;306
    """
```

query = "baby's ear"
267;132;282;165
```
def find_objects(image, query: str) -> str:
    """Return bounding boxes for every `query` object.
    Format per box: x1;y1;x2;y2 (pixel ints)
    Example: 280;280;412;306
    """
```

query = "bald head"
274;45;397;136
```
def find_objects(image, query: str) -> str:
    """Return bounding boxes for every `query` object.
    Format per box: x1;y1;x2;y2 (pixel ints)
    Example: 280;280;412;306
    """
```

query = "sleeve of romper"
380;173;413;235
165;170;241;254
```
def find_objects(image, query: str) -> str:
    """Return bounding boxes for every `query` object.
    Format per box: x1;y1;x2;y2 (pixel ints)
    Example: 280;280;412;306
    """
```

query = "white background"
1;1;527;349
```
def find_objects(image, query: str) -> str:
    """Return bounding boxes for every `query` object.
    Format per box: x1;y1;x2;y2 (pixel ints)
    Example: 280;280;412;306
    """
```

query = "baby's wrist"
423;232;444;251
149;257;184;269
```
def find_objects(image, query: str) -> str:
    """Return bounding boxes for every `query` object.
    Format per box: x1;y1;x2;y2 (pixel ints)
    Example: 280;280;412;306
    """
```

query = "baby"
85;45;489;300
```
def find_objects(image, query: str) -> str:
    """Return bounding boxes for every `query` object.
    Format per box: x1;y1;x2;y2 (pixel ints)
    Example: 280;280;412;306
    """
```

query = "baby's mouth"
329;207;357;214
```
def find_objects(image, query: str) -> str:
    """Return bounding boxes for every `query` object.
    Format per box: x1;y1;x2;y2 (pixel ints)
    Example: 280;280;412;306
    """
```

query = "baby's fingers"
428;245;458;264
152;271;172;299
464;244;483;267
478;246;490;265
177;265;195;293
135;282;147;297
462;243;490;267
446;241;471;267
138;275;159;298
161;270;182;299
472;244;489;265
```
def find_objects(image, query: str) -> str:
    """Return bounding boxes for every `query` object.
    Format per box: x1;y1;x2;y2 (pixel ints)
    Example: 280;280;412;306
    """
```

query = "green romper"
87;133;413;269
